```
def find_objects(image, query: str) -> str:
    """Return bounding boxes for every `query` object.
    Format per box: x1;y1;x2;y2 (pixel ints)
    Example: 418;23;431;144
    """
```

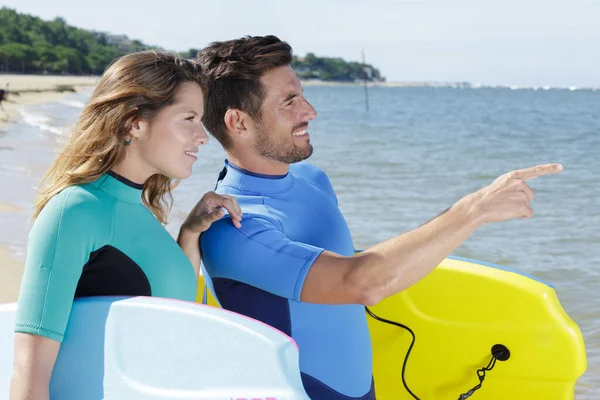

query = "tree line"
0;8;384;81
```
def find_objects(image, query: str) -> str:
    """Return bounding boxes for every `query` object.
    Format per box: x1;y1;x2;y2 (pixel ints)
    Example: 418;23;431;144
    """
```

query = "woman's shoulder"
27;183;115;249
37;183;116;228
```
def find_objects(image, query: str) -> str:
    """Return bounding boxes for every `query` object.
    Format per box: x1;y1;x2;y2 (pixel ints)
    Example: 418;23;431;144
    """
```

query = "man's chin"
304;144;314;159
293;144;313;163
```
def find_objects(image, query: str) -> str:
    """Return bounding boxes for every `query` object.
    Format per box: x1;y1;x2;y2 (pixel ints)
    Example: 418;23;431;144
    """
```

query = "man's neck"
227;152;289;176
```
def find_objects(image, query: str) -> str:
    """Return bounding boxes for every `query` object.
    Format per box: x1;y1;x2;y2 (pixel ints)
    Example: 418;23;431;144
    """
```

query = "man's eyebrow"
281;89;303;104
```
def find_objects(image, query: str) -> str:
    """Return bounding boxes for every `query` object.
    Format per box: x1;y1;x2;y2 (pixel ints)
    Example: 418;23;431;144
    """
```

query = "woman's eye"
186;116;195;121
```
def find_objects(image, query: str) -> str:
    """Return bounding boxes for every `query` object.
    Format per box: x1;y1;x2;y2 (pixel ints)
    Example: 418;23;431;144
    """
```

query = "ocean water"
0;85;598;397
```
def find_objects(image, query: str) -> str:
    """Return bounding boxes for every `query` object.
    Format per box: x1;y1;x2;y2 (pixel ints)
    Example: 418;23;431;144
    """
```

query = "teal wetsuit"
15;171;197;342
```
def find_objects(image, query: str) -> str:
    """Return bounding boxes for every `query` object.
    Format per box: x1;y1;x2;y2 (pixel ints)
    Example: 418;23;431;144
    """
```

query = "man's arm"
301;163;562;305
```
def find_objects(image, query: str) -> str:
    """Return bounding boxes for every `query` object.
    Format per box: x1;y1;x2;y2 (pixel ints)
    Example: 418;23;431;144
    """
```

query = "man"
197;35;562;399
0;83;9;118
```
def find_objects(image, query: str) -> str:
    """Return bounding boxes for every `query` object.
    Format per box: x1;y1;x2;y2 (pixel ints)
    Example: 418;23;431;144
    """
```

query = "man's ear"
224;109;249;137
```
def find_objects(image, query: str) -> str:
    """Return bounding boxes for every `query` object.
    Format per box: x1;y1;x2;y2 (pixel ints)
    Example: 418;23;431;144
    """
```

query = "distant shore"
300;79;598;90
0;74;99;131
300;79;430;87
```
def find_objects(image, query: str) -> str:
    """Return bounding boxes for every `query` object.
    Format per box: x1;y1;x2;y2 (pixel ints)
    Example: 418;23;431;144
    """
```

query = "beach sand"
0;74;99;131
0;74;98;303
0;245;24;304
0;202;20;213
0;199;26;305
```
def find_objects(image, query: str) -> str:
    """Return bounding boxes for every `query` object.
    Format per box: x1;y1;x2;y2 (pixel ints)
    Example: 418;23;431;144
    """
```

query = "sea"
0;84;598;398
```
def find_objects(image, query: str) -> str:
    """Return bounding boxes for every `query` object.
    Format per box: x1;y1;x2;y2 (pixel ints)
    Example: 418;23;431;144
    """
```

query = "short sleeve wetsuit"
201;161;375;400
15;171;197;342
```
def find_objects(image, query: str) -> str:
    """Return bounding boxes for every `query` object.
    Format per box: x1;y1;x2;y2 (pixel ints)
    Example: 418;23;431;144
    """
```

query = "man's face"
252;65;317;164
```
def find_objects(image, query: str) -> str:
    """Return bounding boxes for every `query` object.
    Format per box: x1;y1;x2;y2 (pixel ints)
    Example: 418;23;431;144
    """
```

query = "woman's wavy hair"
33;50;204;223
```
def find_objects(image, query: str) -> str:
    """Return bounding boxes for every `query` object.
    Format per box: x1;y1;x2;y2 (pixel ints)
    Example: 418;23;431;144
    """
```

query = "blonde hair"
34;51;204;223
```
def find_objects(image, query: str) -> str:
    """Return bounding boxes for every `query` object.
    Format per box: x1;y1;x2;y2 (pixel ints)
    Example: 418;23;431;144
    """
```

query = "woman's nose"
196;125;209;145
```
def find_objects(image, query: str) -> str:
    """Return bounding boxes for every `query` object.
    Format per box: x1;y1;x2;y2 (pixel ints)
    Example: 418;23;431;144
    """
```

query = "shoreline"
0;74;99;131
0;74;98;303
300;79;428;87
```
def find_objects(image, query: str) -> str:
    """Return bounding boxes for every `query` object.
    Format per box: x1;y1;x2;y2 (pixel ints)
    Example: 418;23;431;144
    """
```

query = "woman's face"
135;81;208;180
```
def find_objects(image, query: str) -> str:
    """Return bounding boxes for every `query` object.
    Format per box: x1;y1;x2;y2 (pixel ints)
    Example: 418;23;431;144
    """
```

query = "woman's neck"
111;157;154;185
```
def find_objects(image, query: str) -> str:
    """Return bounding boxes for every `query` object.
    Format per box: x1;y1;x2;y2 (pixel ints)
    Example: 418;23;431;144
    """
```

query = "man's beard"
255;123;313;164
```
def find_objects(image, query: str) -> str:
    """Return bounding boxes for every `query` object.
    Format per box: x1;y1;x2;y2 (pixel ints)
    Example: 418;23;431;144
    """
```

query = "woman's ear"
129;117;149;140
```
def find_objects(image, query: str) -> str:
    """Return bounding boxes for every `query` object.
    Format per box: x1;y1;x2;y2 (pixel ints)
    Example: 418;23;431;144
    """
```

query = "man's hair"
197;35;293;149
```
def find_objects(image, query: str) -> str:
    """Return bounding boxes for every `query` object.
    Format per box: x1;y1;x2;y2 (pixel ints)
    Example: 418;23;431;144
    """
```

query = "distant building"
294;66;311;74
118;40;133;51
90;31;131;49
106;35;129;47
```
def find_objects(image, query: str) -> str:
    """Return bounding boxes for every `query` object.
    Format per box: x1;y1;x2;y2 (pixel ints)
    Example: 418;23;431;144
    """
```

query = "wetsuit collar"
219;160;293;194
94;171;144;204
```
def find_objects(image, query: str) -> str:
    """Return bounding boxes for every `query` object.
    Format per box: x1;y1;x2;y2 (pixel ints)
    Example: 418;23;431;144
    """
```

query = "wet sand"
0;74;98;131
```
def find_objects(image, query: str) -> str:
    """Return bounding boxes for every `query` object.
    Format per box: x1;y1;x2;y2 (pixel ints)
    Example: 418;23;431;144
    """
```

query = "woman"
9;51;242;399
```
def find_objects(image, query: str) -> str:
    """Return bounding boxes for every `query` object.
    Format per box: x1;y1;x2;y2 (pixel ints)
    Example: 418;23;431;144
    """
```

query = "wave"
503;84;591;91
18;110;65;136
58;100;86;109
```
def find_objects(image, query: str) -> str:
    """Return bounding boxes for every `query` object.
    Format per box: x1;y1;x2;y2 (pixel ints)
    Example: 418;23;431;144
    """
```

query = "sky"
3;0;600;87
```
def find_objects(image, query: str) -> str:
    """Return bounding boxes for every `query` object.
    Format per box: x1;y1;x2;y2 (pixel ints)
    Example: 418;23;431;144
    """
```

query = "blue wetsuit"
201;161;375;399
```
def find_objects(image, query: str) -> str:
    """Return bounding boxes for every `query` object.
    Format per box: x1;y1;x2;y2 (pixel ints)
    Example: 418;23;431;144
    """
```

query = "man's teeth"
293;130;307;136
185;151;196;156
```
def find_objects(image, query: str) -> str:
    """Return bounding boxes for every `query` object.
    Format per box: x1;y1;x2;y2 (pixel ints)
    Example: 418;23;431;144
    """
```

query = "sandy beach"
0;74;99;131
0;245;24;303
0;74;98;304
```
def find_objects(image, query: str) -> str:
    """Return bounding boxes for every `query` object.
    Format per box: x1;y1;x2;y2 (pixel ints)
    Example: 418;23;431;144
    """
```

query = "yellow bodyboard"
197;256;586;399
